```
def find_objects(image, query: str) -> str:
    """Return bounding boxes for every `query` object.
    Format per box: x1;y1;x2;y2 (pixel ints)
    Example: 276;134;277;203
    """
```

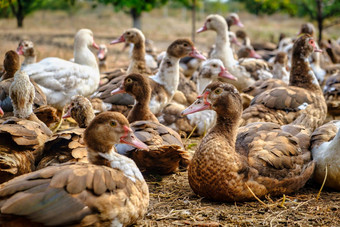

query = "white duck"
310;120;340;191
21;29;100;111
197;14;272;91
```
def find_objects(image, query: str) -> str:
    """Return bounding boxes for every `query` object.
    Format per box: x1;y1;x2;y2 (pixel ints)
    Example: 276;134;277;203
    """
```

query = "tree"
2;0;76;28
5;0;46;27
232;0;340;42
98;0;168;29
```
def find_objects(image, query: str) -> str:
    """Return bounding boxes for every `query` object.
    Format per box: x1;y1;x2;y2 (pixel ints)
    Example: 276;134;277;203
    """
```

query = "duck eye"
126;78;133;83
309;39;314;45
212;64;217;67
127;32;130;35
214;88;222;94
183;43;188;47
110;121;117;127
207;19;211;23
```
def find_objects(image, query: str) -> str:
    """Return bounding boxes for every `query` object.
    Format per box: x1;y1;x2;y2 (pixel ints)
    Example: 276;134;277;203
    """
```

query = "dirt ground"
135;138;340;227
1;6;340;227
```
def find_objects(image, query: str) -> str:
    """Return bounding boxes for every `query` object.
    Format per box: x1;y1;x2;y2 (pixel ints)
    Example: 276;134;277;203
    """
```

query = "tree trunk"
131;8;142;30
191;0;196;43
316;0;323;43
16;13;24;27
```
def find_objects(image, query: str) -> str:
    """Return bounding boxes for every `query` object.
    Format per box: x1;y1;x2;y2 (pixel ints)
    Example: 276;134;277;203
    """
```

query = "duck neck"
215;29;237;68
197;77;214;94
23;49;36;65
127;42;148;75
210;114;240;147
74;43;99;71
128;93;156;122
289;53;322;92
150;53;180;97
87;146;144;182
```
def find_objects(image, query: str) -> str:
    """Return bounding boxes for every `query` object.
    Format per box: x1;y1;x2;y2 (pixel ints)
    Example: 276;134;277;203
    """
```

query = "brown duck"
242;34;327;132
0;70;52;184
112;73;190;174
0;112;149;226
182;81;314;202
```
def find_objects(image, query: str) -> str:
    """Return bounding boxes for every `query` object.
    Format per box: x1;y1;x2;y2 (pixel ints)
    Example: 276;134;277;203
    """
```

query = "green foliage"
98;0;169;15
231;0;297;15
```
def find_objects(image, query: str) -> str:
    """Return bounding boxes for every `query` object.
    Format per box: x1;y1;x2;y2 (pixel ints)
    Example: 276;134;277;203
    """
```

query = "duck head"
182;82;242;117
167;38;206;60
197;14;227;33
110;28;145;46
3;50;20;77
75;29;99;50
111;73;150;100
84;112;148;153
63;95;95;128
293;34;322;59
228;13;244;28
97;44;108;61
16;40;35;57
199;59;237;81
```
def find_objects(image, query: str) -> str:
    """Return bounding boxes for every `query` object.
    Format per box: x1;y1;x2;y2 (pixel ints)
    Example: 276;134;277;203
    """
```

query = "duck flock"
0;13;339;226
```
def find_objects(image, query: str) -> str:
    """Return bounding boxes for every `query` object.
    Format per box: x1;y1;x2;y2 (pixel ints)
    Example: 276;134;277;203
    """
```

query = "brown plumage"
0;112;149;226
36;96;94;169
96;38;205;116
183;82;314;202
0;70;52;183
242;35;327;132
114;73;191;174
323;72;340;120
0;51;47;117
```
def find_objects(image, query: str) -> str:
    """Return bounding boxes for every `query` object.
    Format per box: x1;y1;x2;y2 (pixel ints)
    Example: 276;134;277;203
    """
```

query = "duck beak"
189;48;206;60
219;66;237;81
197;24;207;33
92;41;99;49
181;92;211;116
0;107;4;117
110;35;125;45
235;19;244;28
231;35;242;47
110;84;125;95
314;48;323;53
249;49;262;59
120;126;149;150
16;45;24;55
97;49;106;60
62;106;72;119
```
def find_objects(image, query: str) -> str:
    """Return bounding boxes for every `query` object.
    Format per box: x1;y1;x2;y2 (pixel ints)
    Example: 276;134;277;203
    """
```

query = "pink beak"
181;92;211;116
235;20;244;28
219;66;237;81
97;49;106;60
189;48;206;60
0;107;4;117
16;46;24;55
92;41;99;49
314;48;323;53
197;24;208;33
231;35;242;47
120;126;149;150
110;35;125;45
62;107;72;119
249;49;262;59
111;85;126;95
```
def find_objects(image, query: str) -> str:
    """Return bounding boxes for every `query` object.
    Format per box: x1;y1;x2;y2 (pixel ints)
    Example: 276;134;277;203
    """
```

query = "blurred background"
1;0;340;66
